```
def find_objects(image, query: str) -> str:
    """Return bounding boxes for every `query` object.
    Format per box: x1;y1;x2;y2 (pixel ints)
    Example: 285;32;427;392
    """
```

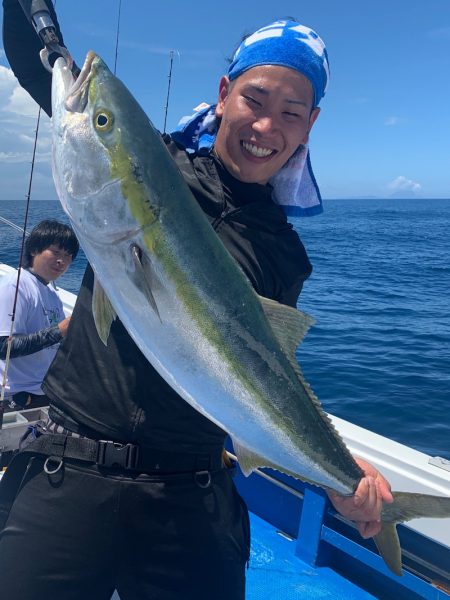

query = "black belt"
21;432;223;474
0;432;224;530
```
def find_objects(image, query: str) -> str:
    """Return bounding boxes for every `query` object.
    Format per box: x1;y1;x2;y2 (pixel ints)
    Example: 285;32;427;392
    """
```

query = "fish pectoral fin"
131;244;162;323
258;295;315;358
92;276;117;345
374;524;403;576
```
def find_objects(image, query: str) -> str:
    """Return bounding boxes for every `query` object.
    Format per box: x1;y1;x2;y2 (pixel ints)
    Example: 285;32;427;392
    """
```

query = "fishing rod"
1;0;124;430
0;106;42;428
163;51;174;134
1;0;67;427
113;0;122;75
163;50;180;134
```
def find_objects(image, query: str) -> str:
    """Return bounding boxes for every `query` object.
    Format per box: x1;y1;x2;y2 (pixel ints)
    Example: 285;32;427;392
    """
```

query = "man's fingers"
353;477;368;507
353;476;383;522
377;477;394;504
357;520;382;539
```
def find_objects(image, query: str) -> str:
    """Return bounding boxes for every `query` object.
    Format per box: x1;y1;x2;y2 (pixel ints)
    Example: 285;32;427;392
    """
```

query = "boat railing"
227;448;450;599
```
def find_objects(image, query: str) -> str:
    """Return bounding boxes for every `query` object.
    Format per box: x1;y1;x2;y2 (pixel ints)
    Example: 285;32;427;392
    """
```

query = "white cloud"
0;65;16;93
384;115;408;126
387;176;422;194
0;66;51;154
0;151;32;163
0;149;51;164
18;133;37;144
5;85;41;118
385;116;399;126
0;65;54;199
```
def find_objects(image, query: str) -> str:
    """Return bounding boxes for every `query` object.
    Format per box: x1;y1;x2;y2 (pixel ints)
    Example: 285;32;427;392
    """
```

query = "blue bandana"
172;104;323;217
228;20;329;107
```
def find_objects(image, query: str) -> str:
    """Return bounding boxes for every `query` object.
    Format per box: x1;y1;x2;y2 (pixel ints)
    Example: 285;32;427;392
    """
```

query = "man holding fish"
0;2;393;598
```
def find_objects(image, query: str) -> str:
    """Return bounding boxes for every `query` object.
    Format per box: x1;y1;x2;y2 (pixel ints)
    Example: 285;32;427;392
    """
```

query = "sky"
0;0;449;201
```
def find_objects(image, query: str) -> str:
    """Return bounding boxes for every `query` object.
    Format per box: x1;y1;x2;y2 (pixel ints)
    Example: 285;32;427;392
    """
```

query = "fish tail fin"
375;491;450;575
374;523;403;575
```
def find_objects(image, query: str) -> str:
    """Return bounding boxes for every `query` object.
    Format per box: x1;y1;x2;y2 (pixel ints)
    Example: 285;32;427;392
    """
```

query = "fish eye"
94;110;113;131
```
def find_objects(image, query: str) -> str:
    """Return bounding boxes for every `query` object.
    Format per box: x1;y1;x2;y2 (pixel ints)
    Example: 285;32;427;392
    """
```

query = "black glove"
2;0;67;116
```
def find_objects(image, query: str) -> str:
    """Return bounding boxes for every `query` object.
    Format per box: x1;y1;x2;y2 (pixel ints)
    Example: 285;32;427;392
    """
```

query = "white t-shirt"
0;269;65;396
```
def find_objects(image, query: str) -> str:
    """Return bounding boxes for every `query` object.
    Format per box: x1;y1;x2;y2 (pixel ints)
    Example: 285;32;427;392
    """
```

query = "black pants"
0;456;249;599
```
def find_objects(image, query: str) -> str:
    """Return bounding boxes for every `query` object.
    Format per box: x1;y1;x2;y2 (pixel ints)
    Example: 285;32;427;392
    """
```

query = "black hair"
23;220;79;268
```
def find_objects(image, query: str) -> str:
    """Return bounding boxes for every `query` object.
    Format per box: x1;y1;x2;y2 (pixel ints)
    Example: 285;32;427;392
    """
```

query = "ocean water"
1;198;449;460
292;198;450;461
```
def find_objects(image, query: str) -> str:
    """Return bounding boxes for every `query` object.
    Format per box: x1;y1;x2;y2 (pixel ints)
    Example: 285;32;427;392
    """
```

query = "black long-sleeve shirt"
3;0;313;451
0;325;62;359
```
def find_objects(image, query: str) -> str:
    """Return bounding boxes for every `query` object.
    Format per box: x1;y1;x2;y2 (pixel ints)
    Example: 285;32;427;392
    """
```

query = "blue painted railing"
232;463;450;599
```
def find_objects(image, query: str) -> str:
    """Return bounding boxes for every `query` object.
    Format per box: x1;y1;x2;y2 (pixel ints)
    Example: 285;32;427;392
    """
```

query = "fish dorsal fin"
259;295;355;462
92;276;117;345
258;295;315;374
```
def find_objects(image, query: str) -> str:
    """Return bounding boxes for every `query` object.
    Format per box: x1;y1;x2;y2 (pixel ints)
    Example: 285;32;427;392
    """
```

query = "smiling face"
31;245;73;283
213;65;320;184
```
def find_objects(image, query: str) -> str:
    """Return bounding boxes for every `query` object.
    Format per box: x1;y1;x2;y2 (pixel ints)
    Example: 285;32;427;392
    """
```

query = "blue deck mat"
247;512;375;599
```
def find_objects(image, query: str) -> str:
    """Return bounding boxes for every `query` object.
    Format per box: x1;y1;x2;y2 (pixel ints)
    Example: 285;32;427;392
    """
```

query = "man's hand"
327;457;394;538
58;316;71;338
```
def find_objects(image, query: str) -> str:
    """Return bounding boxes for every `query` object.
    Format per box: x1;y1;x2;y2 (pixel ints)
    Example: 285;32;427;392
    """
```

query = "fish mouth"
56;50;97;114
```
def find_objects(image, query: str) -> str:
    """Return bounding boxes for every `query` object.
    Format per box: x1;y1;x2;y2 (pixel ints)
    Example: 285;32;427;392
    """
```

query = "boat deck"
237;466;450;600
247;511;374;599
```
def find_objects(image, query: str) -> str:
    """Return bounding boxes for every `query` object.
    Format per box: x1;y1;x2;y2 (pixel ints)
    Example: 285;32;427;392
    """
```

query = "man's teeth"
242;142;273;158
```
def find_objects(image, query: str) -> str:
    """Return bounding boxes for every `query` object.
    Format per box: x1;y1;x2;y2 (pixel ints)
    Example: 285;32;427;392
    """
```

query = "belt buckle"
96;440;140;470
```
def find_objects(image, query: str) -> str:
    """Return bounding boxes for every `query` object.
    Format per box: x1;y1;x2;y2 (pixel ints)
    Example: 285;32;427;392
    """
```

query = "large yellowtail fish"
51;52;450;575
